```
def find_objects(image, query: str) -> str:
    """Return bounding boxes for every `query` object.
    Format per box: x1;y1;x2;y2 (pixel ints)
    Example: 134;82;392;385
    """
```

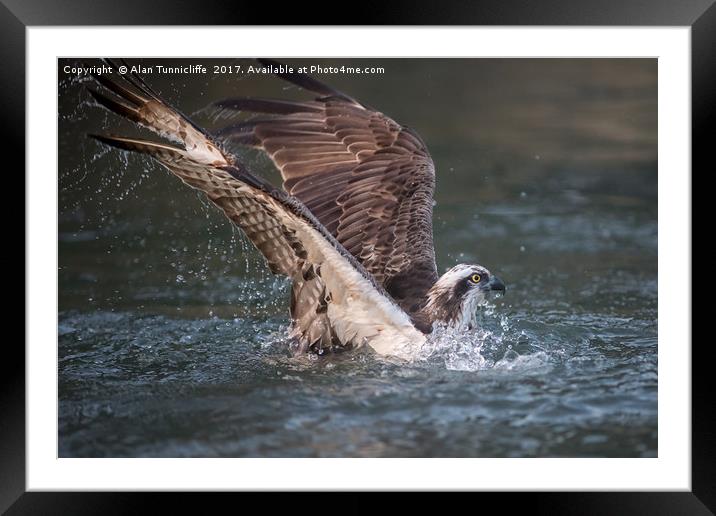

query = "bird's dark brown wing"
87;61;426;355
215;60;439;312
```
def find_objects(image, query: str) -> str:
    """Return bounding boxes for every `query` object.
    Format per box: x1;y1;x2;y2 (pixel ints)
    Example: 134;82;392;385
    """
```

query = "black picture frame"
6;0;711;513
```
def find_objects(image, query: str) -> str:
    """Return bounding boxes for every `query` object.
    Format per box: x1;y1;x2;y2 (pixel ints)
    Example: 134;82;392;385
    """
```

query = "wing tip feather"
255;58;356;103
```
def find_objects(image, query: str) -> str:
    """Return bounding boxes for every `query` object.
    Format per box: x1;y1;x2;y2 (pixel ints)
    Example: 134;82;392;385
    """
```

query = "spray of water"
414;302;550;372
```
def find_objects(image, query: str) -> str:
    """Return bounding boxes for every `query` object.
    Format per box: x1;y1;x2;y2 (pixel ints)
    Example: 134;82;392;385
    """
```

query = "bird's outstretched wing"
214;59;439;314
87;60;425;357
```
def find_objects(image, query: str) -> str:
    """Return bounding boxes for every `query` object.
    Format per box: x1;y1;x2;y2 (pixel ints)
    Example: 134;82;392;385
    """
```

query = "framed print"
6;0;712;513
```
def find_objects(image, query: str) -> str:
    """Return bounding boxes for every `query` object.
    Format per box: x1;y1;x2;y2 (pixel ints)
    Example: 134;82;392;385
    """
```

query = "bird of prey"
86;59;505;360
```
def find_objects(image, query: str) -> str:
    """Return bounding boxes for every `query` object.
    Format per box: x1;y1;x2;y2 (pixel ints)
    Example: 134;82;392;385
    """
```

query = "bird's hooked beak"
488;275;506;294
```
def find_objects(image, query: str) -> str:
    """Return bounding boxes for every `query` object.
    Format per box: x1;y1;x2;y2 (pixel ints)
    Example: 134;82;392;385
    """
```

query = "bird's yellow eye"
469;273;481;284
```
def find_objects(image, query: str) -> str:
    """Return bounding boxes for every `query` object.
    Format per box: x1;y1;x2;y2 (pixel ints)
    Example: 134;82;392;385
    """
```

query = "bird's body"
87;59;505;360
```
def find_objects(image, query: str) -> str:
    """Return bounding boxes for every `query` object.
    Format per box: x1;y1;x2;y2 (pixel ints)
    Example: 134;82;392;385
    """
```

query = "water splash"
415;305;551;373
418;324;497;371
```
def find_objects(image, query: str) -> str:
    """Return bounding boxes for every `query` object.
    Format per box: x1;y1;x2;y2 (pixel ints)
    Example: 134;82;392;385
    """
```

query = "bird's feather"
214;61;439;316
88;63;425;357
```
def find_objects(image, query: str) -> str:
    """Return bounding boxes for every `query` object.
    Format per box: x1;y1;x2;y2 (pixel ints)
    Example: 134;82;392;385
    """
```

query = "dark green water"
58;58;657;457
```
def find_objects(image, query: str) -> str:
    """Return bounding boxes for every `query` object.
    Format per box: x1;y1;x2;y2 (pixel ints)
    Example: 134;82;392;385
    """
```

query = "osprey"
86;59;506;360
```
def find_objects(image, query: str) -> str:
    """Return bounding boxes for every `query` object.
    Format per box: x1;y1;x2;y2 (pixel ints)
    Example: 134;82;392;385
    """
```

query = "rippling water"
58;58;657;457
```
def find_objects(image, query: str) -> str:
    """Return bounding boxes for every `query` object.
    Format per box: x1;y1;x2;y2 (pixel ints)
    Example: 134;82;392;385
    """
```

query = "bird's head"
423;263;505;330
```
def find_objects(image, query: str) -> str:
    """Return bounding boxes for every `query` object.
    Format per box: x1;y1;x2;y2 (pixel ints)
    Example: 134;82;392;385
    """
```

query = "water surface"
58;59;657;457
